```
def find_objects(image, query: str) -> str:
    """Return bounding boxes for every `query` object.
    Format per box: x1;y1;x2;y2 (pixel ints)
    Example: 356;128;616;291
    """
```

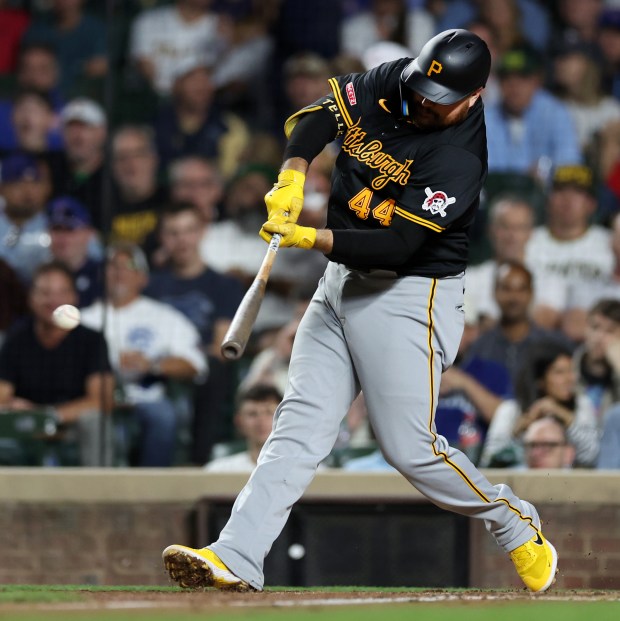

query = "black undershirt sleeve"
328;226;430;267
284;107;339;163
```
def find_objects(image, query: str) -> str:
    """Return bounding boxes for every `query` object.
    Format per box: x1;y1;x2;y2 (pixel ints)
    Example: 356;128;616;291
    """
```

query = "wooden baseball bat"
221;234;281;360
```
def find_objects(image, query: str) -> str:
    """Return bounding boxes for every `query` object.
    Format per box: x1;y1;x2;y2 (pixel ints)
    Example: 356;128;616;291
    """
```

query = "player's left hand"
264;169;305;226
260;221;317;249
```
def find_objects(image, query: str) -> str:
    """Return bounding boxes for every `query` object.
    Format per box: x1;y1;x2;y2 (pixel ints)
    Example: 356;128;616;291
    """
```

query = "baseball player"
163;30;558;593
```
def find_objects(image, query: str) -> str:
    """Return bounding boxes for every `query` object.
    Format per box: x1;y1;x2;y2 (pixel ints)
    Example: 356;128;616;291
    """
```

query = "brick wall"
1;470;619;587
0;502;190;585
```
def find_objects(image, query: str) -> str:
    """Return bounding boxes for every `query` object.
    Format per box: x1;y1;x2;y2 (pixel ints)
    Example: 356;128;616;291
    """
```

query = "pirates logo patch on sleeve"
422;187;456;217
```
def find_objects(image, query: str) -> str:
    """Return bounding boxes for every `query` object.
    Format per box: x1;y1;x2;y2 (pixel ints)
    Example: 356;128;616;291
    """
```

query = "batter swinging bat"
221;234;281;360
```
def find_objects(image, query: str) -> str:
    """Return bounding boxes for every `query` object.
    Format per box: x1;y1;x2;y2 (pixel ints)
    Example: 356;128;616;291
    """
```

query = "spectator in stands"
47;195;102;308
434;0;550;52
154;57;250;180
569;213;620;310
0;259;27;348
339;0;435;59
526;165;614;342
464;261;567;386
0;44;64;152
282;53;332;119
485;44;582;180
80;242;206;467
465;20;501;106
0;153;51;283
0;0;30;74
597;404;620;468
570;298;620;467
147;203;243;362
200;163;275;285
15;43;63;108
204;384;282;473
480;340;599;468
342;444;395;472
552;42;620;156
522;416;576;469
200;162;298;333
146;156;223;269
129;0;224;97
476;0;527;56
169;156;223;226
6;90;62;156
239;294;311;396
466;194;536;328
574;299;620;420
146;203;243;464
52;98;106;229
111;125;167;246
0;261;114;466
598;8;620;100
550;0;604;57
211;11;274;127
22;0;107;97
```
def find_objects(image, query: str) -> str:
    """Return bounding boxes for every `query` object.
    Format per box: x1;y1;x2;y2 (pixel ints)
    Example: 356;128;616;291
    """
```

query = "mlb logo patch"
422;187;456;217
346;82;357;105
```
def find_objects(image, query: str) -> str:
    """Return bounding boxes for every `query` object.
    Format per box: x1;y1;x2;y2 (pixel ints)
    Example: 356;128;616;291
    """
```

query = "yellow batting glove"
264;169;305;225
261;221;317;249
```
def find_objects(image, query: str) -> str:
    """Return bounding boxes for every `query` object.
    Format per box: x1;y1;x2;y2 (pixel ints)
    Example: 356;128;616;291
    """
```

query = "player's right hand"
264;169;305;226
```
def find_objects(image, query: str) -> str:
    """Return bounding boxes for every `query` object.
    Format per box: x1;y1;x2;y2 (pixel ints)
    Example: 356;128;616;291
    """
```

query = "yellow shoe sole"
162;545;254;592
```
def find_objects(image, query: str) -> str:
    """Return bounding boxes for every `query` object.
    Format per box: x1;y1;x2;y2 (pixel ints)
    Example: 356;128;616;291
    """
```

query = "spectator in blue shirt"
145;203;244;464
22;0;107;97
485;44;582;181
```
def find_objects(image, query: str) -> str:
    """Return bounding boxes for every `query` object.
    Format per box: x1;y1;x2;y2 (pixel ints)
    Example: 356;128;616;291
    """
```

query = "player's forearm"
325;227;428;266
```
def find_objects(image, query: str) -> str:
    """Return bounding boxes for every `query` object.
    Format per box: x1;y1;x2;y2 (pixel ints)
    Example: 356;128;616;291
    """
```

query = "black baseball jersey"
285;58;487;277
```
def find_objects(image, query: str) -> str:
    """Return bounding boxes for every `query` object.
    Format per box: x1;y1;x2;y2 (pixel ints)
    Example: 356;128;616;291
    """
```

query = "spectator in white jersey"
526;165;614;342
80;242;206;467
128;0;224;97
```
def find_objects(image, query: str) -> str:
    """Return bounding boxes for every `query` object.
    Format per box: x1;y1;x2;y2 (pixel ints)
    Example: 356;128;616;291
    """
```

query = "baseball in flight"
52;304;81;330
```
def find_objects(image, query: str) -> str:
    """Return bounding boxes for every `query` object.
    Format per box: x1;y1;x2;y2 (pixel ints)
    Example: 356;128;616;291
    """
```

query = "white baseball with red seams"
52;304;81;330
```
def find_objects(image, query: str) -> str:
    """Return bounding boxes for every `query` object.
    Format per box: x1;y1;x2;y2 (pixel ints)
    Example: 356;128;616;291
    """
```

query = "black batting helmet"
400;29;491;114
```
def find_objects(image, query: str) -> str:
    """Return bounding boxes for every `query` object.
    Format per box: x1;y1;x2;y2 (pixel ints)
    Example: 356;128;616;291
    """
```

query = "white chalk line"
5;592;620;612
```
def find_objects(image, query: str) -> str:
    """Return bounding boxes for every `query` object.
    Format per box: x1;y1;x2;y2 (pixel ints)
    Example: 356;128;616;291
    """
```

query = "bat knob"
221;342;242;360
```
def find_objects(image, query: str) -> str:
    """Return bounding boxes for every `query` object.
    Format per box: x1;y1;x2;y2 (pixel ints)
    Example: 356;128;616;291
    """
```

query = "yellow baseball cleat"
162;545;254;592
509;532;558;593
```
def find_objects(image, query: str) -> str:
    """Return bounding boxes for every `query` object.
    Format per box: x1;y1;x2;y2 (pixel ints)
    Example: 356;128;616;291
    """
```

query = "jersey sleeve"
391;144;484;235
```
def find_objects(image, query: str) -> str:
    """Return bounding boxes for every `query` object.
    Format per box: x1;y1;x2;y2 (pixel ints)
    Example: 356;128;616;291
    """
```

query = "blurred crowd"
2;0;620;472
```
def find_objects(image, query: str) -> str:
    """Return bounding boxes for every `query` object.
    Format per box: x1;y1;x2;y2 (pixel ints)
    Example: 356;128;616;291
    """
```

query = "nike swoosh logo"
533;533;544;545
378;98;391;113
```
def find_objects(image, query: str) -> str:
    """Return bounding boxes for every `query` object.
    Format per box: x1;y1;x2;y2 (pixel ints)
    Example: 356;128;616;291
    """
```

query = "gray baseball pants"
211;262;540;590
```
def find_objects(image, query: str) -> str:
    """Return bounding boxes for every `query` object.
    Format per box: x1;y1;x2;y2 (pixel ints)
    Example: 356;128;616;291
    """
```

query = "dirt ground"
3;588;620;613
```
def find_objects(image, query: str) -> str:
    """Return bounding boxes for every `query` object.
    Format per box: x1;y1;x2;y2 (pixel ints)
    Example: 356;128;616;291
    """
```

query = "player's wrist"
278;169;306;187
